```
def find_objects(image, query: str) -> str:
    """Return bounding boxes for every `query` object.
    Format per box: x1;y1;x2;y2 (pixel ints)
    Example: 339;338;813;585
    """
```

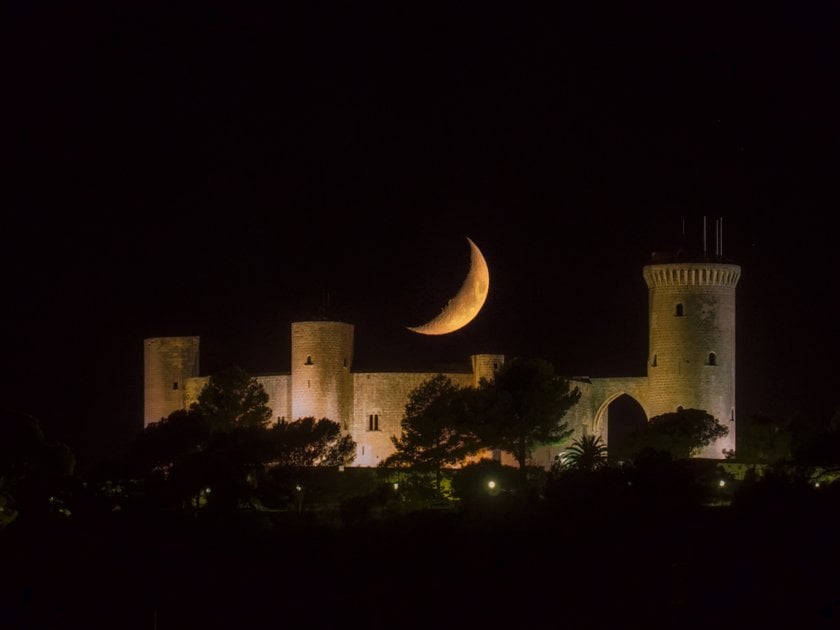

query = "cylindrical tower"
144;336;200;427
643;261;740;458
290;321;354;429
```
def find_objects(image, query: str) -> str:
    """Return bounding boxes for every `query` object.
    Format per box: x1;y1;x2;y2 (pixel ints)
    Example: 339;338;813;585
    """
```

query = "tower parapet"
643;263;740;288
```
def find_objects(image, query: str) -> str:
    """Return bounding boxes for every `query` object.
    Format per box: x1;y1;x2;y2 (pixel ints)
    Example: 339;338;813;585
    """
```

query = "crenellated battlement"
643;263;740;288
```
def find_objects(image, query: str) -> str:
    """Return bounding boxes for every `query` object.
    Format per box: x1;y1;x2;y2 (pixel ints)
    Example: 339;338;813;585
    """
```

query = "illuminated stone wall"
183;375;209;409
143;336;200;426
643;263;740;457
471;354;505;386
351;371;474;467
256;375;292;424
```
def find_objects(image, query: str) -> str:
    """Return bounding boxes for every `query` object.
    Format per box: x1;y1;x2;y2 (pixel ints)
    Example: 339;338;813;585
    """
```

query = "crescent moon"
407;237;490;335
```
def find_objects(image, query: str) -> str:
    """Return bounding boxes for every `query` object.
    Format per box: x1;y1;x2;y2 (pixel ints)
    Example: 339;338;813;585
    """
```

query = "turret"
643;258;740;458
143;336;200;427
290;321;354;429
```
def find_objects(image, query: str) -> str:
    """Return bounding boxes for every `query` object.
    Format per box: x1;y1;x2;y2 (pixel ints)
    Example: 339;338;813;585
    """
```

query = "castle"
144;250;740;464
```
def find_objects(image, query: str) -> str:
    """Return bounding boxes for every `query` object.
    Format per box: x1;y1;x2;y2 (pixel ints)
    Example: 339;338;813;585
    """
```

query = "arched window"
368;414;380;431
675;303;684;317
707;352;717;366
651;354;657;367
305;355;314;365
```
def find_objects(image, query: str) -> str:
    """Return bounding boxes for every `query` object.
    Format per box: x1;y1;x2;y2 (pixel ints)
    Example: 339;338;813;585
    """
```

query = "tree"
736;413;793;464
558;434;608;473
0;411;76;522
126;408;210;475
788;405;840;466
191;365;272;433
382;374;479;492
622;408;729;460
477;357;580;473
269;417;356;467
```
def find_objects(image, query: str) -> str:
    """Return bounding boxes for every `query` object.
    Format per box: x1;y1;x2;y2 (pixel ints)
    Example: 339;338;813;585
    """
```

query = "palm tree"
560;434;607;473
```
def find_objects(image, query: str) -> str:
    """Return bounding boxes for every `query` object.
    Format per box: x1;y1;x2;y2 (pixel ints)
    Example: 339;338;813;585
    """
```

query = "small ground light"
815;482;821;488
393;482;399;491
487;480;496;490
295;485;302;492
718;480;726;488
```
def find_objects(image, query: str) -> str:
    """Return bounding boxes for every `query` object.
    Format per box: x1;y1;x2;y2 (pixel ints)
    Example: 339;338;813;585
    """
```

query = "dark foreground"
2;499;840;629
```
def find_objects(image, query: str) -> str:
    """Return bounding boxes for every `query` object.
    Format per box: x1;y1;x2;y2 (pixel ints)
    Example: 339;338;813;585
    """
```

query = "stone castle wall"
144;259;741;464
350;371;474;467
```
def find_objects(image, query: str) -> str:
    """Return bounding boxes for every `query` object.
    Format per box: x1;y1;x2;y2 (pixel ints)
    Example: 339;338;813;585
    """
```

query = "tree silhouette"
191;365;272;432
621;408;728;460
0;411;75;523
382;374;479;492
269;417;356;467
476;357;580;473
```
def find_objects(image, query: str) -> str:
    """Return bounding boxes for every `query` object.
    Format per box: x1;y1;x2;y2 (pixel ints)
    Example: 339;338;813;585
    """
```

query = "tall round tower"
643;257;740;458
290;321;354;429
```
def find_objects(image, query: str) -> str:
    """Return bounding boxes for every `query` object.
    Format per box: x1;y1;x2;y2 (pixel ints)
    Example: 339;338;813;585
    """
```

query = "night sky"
4;2;840;467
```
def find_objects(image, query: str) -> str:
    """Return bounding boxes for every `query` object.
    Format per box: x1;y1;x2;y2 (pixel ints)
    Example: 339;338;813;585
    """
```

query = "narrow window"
730;408;735;422
307;380;310;389
172;381;179;390
368;414;373;431
675;303;684;317
343;358;347;367
651;354;657;367
374;414;379;431
708;352;717;366
305;355;313;365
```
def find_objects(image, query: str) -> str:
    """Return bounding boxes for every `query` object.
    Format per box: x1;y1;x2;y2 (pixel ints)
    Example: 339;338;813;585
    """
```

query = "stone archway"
606;394;648;461
593;392;648;461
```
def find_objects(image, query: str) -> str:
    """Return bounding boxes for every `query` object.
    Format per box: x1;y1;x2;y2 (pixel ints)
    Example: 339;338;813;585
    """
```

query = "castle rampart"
144;255;741;464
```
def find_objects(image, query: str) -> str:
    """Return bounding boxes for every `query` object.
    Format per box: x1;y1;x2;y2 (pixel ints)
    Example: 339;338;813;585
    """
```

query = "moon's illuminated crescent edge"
406;237;490;335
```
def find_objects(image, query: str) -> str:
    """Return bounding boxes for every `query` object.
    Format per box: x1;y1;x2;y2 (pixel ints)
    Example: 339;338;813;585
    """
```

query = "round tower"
290;321;354;429
643;259;740;458
144;336;200;427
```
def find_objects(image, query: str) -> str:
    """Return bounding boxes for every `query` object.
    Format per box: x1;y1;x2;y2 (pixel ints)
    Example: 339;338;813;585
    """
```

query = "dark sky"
4;2;840;467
